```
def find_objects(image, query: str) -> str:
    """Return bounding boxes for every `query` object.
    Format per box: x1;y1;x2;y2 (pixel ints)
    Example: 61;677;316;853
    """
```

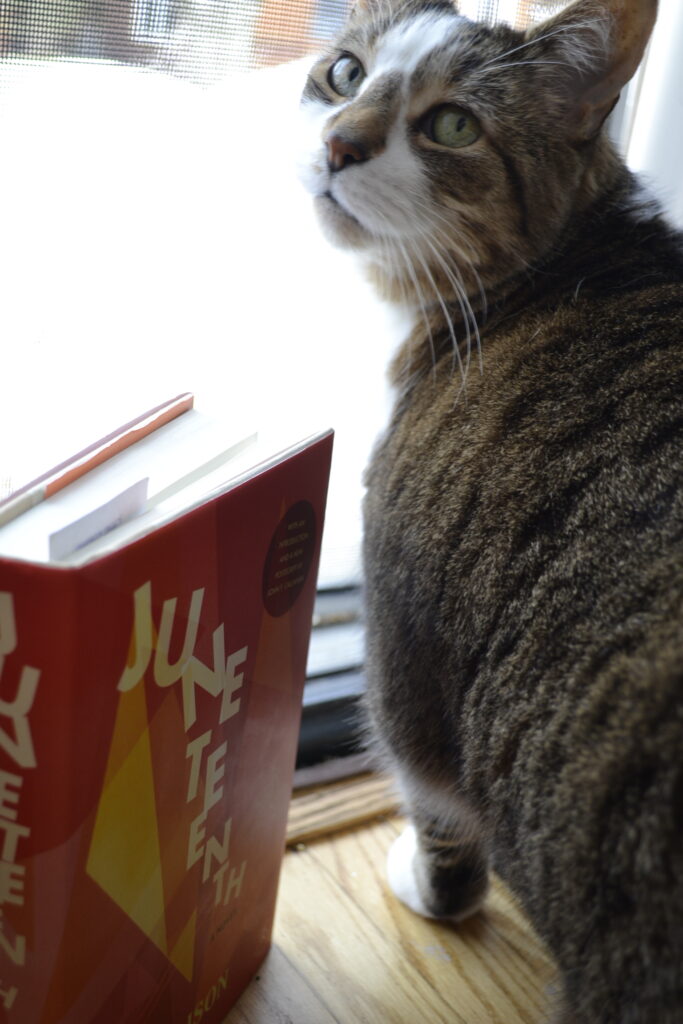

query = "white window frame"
626;0;683;228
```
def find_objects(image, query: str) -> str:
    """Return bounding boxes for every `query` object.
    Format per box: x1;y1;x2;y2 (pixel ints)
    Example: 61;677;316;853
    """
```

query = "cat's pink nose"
326;134;365;172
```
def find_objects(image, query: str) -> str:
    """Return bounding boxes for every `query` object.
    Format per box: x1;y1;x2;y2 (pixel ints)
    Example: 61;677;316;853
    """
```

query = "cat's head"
298;0;657;301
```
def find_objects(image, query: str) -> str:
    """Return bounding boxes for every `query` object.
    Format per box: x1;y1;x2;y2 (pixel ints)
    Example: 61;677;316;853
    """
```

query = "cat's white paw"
386;825;435;918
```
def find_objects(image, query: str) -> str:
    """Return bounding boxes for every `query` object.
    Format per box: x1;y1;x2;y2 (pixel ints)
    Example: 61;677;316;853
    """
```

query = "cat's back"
364;196;683;764
363;194;683;1012
362;194;683;1017
365;194;683;616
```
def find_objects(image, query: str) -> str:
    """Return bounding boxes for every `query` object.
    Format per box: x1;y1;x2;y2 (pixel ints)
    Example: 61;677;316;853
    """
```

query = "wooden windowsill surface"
226;775;557;1023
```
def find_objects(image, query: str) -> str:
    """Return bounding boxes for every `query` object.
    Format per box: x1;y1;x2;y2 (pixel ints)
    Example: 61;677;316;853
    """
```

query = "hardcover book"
0;408;333;1023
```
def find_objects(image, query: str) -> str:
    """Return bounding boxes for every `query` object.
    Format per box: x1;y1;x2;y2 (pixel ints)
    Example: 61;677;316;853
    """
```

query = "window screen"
1;1;570;84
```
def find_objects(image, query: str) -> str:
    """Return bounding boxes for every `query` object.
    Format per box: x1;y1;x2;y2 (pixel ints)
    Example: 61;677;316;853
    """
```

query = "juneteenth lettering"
118;583;248;907
0;593;40;1011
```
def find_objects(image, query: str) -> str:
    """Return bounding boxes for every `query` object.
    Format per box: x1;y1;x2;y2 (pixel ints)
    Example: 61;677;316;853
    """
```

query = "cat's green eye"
328;54;365;98
425;105;481;149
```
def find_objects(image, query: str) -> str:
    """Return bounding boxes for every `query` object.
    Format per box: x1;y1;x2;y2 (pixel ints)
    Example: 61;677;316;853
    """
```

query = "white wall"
0;58;401;587
627;0;683;228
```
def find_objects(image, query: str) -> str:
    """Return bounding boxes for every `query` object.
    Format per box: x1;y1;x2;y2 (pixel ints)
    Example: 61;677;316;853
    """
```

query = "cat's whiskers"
477;22;588;71
358;168;448;387
402;190;481;267
482;18;610;81
432;231;484;384
380;235;422;388
413;225;473;384
408;234;466;386
379;232;416;327
395;188;485;376
426;219;484;331
362;177;487;384
441;259;477;384
398;191;472;272
475;59;573;75
391;230;439;380
422;199;492;283
403;247;439;380
430;223;488;355
400;221;479;395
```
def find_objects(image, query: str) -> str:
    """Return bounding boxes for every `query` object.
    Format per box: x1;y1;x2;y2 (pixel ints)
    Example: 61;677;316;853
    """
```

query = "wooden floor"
227;799;558;1023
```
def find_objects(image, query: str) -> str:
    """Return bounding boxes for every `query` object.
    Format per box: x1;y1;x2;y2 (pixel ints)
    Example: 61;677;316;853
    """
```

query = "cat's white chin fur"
314;193;372;251
386;824;437;918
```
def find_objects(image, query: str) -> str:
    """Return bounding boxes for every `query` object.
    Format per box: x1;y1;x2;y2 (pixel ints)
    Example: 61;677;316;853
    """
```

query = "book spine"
0;560;78;1020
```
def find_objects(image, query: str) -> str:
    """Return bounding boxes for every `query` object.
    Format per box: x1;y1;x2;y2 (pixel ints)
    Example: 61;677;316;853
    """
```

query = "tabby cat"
299;0;683;1020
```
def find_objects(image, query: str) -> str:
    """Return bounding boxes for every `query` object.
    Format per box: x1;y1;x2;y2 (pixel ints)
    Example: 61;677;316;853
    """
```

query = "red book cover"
0;430;333;1024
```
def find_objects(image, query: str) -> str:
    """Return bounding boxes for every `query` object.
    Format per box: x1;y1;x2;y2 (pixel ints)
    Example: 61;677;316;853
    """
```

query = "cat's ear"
526;0;657;139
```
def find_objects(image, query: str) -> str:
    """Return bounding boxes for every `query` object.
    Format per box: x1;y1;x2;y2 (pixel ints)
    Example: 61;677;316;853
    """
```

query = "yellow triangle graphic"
169;908;197;981
86;683;167;956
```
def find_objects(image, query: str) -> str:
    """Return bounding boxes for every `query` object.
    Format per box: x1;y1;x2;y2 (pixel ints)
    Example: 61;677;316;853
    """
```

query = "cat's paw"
387;822;489;922
386;824;436;918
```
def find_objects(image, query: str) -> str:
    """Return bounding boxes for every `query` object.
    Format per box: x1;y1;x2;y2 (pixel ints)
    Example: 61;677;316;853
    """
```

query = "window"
2;1;681;772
